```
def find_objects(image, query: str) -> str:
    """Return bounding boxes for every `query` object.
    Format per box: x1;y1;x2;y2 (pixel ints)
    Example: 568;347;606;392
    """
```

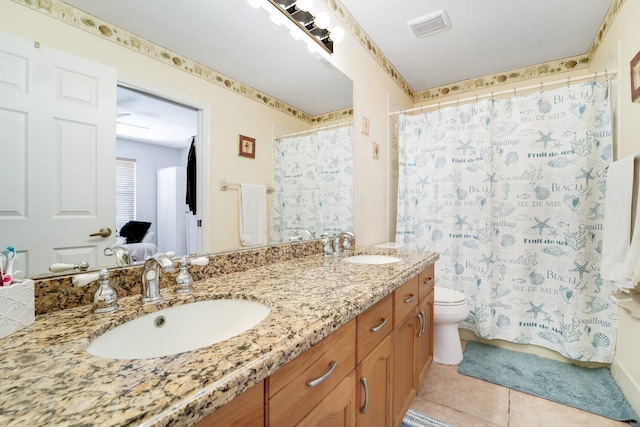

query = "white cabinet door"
0;32;116;276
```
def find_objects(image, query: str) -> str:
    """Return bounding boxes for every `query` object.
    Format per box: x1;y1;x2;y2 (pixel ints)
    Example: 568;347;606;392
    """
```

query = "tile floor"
410;341;630;427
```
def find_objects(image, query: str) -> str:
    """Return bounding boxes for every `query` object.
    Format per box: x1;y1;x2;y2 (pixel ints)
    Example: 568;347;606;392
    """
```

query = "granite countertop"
0;247;438;426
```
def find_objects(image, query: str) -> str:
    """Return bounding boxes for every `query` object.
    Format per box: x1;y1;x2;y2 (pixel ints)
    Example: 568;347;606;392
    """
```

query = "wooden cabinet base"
196;381;264;427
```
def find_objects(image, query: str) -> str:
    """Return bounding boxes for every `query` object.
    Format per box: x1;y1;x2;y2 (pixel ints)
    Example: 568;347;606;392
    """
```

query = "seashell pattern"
534;186;550;200
537;99;552;113
591;333;610;348
456;188;468;200
501;234;515;246
505;151;519;165
431;230;443;241
454;263;465;275
496;314;511;328
435;157;446;168
529;271;545;286
563;195;580;210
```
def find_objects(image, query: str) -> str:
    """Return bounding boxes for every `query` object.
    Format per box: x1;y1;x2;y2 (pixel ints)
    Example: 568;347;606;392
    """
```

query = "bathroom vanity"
0;247;437;426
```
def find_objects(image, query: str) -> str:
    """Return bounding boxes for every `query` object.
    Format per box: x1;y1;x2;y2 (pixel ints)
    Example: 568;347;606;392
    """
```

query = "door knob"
90;227;112;238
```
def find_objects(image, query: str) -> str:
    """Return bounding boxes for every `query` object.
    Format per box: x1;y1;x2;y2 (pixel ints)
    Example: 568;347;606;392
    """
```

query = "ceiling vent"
408;10;450;38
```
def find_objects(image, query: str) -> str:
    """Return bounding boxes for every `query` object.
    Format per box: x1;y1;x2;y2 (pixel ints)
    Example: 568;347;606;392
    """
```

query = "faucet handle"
72;271;100;287
72;269;119;313
50;261;90;273
189;256;209;266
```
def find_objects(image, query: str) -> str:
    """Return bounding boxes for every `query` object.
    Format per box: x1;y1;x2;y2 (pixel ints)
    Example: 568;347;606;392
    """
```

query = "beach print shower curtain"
271;126;353;242
396;81;616;362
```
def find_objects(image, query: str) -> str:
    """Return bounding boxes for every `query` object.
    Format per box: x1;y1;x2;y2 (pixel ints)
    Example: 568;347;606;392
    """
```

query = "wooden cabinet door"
417;291;434;385
298;371;356;427
357;334;392;427
196;380;264;427
392;306;420;427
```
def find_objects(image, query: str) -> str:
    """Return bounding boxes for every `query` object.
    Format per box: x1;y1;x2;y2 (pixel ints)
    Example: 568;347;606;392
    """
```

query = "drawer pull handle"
404;294;416;304
307;361;338;387
424;277;434;285
418;311;425;337
360;377;369;414
370;317;388;332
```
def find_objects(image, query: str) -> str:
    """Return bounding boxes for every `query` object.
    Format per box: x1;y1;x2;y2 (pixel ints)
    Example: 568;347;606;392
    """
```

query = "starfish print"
455;215;470;229
535;131;557;149
484;172;497;185
457;139;474;155
575;168;594;185
542;314;554;326
531;217;552;235
569;260;590;280
527;302;549;319
478;253;494;267
552;139;562;150
548;228;558;237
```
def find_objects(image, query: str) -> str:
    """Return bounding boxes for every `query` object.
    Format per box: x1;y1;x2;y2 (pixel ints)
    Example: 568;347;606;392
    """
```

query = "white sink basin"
343;255;402;265
87;299;271;359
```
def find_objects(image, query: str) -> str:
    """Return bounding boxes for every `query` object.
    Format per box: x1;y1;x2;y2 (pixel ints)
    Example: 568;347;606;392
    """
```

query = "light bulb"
248;0;265;8
290;28;304;40
270;12;283;25
330;26;345;43
296;0;313;12
314;11;330;29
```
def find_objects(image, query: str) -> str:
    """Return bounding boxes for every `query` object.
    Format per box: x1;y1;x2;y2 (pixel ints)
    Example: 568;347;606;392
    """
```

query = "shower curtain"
396;81;616;362
271;125;353;242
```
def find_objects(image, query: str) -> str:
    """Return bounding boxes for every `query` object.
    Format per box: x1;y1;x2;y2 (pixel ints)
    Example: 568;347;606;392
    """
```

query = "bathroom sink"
87;299;271;359
343;255;402;265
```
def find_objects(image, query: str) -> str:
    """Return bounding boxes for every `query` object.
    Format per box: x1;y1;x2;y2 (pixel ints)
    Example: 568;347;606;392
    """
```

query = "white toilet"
433;286;470;365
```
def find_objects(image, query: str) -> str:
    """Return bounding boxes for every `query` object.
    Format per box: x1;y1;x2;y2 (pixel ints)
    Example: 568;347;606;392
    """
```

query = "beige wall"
589;0;640;412
0;0;311;252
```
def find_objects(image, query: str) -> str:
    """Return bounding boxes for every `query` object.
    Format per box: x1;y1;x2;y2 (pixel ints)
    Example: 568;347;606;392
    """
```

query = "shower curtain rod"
275;120;353;139
389;69;618;116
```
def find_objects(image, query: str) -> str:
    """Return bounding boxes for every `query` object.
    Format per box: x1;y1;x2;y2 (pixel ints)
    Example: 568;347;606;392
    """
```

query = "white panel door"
0;32;116;276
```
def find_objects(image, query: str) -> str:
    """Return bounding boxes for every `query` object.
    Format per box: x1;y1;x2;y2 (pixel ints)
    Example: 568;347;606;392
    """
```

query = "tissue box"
0;279;35;339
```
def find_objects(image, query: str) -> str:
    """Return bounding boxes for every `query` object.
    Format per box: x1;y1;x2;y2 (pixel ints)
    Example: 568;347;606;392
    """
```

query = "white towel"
239;184;267;246
601;154;640;291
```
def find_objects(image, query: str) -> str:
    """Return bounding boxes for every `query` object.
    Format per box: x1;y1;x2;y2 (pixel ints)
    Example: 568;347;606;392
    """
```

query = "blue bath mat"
401;409;454;427
458;341;639;426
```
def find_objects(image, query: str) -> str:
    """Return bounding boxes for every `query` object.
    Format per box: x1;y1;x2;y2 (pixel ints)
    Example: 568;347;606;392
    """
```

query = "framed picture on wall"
631;50;640;103
239;135;256;158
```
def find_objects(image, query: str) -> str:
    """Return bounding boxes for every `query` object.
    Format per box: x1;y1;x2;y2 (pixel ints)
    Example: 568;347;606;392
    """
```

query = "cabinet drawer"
418;264;435;300
393;275;419;327
357;294;393;364
268;319;356;427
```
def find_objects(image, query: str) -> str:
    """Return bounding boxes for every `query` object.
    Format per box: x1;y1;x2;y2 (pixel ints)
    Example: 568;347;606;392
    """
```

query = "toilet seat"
434;286;466;306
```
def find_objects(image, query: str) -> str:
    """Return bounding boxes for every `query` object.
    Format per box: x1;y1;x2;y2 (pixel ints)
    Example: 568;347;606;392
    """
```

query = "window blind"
116;157;136;224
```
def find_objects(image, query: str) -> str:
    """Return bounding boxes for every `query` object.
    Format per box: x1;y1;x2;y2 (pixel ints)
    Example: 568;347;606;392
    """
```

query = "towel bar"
219;178;273;193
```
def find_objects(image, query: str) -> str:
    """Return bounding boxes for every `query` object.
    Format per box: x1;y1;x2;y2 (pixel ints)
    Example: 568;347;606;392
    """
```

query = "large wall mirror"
2;0;353;278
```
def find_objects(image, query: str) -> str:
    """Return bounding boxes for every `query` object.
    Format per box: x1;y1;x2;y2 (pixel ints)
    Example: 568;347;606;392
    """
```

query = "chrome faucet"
141;253;175;302
72;268;119;314
104;245;132;266
333;231;356;254
289;228;316;242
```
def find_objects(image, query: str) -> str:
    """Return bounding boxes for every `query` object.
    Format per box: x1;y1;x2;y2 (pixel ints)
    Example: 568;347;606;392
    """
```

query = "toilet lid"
434;287;466;305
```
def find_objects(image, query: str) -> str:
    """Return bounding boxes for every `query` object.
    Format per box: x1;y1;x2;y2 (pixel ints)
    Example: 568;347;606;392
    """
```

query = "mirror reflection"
2;1;353;278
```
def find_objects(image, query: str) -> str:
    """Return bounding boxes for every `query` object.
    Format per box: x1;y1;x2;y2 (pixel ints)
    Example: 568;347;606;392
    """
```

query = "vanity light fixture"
249;0;344;56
